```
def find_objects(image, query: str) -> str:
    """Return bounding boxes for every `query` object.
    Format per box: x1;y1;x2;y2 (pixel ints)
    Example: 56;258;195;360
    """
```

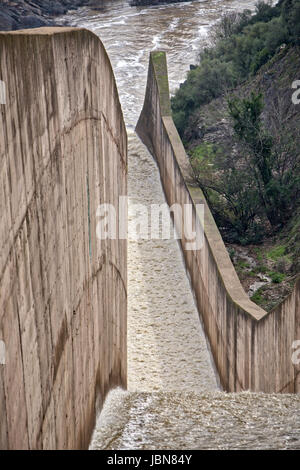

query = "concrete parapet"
0;28;127;449
136;51;299;394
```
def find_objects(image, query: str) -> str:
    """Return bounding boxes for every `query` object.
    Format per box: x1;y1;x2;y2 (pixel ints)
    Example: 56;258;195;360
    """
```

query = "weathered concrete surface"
0;27;127;449
136;51;300;394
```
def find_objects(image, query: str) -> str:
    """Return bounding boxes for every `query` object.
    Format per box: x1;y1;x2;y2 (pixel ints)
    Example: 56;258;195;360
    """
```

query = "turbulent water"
126;134;218;392
58;0;257;128
58;0;300;450
90;390;300;450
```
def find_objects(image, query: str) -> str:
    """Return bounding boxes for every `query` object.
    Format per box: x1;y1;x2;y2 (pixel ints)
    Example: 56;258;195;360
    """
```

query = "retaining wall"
136;51;299;394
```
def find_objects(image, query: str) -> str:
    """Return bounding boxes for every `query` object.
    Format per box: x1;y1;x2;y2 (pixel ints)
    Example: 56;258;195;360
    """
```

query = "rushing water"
126;133;218;392
90;390;300;450
58;0;257;128
58;0;300;449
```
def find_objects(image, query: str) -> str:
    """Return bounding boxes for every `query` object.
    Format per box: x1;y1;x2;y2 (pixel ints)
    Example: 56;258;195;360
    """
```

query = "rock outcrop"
0;1;106;31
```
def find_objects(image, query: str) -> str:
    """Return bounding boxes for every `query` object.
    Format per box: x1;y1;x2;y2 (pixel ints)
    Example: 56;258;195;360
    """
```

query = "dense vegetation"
172;0;300;136
172;0;300;242
190;91;299;244
171;0;300;309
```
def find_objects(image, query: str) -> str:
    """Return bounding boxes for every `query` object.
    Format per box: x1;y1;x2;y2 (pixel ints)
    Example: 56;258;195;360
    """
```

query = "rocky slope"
0;0;105;30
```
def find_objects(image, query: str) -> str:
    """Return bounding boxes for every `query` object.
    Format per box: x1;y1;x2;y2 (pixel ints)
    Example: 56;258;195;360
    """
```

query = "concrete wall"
136;51;300;394
0;27;127;449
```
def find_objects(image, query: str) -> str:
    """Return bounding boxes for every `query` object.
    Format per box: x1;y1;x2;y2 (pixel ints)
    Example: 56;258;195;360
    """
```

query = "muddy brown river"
58;0;300;450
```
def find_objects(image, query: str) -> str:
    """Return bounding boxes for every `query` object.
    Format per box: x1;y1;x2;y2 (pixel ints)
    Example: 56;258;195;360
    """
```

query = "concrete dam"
0;26;299;450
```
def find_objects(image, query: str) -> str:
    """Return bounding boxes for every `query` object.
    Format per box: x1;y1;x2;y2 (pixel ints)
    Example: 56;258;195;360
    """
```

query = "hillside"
187;46;300;311
171;1;300;311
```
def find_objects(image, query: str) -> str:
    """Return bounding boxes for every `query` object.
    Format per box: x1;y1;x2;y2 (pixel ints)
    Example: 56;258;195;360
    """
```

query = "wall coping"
0;26;84;35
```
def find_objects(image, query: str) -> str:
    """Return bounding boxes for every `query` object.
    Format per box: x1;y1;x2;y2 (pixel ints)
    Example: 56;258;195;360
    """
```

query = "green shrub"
251;288;264;304
269;272;286;283
267;245;286;260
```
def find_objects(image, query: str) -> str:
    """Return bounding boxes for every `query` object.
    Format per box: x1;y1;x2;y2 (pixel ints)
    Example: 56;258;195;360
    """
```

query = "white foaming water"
57;0;257;128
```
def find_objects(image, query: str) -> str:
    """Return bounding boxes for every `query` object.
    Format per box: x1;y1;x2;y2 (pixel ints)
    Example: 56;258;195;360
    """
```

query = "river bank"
0;0;106;31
